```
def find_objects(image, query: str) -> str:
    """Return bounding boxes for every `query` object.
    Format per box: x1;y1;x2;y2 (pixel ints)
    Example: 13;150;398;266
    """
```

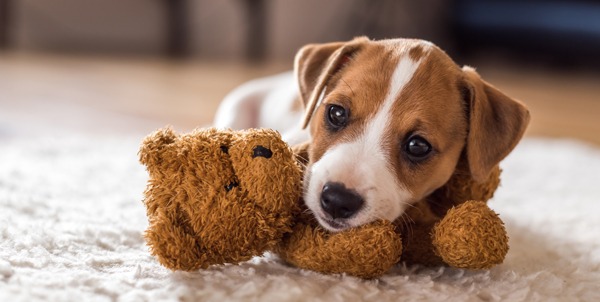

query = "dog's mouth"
319;215;350;231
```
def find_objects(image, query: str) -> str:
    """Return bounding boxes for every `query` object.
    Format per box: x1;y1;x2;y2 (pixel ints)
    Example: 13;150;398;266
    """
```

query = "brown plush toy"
139;127;508;279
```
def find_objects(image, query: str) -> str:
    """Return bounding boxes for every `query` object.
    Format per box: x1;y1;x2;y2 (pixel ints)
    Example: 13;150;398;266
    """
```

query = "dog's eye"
405;136;432;160
326;104;349;129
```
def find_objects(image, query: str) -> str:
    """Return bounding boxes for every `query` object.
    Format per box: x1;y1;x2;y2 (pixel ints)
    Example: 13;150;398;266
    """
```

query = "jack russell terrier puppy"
214;37;530;232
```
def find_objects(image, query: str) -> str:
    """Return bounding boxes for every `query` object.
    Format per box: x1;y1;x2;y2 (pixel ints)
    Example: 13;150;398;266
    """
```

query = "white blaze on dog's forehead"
364;45;427;155
349;46;426;211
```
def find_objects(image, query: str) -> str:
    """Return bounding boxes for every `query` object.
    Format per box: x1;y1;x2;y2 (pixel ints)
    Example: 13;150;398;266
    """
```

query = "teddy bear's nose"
252;145;272;158
320;182;364;219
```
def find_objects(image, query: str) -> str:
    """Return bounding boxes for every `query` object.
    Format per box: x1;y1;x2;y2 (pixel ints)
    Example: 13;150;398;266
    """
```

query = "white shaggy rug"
1;135;599;301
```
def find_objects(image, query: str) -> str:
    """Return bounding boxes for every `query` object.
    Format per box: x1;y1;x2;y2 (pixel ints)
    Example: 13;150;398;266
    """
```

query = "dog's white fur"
214;71;310;147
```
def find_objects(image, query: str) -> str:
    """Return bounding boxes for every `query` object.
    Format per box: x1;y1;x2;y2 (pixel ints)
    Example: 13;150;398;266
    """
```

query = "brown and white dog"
214;37;530;232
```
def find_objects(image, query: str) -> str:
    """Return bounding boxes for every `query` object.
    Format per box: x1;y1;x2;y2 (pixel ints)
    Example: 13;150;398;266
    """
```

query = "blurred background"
0;0;599;144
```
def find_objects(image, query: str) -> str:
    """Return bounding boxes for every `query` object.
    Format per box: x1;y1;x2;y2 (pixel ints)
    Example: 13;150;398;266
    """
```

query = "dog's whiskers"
400;215;414;239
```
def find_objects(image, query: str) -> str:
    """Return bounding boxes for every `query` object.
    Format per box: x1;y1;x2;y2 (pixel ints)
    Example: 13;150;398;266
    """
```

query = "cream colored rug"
1;136;599;301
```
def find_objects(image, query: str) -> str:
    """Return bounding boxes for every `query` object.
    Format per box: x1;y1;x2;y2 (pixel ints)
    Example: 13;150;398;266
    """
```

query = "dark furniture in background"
0;0;10;49
0;0;268;60
163;0;189;58
452;0;600;66
2;0;600;67
0;0;195;58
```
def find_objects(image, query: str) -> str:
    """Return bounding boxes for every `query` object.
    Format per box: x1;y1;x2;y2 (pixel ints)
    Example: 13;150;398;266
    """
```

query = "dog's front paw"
432;200;508;269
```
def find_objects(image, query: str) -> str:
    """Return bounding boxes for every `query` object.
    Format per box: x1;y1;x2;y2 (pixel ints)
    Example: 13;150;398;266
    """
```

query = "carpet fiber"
1;136;599;301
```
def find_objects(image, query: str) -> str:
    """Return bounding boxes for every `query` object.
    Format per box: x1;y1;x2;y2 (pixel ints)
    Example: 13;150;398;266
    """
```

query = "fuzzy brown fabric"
274;211;403;279
432;200;509;269
140;128;302;270
427;157;501;217
139;127;509;278
399;156;505;268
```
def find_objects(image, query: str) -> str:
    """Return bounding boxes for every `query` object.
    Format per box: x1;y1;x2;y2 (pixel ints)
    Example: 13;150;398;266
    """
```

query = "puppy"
214;37;530;232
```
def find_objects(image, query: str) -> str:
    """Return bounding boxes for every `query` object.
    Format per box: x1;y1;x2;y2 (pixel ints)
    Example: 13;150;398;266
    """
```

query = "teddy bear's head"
139;127;303;270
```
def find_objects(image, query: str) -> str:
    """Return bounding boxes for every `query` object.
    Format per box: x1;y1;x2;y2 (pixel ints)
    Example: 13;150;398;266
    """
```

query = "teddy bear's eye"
252;146;272;159
220;145;229;154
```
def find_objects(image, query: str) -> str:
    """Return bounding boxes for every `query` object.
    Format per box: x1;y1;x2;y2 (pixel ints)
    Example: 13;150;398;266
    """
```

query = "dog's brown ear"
462;66;530;182
294;37;369;129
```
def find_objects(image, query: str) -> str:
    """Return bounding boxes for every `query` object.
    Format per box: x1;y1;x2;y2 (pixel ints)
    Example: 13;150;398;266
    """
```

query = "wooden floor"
1;51;599;145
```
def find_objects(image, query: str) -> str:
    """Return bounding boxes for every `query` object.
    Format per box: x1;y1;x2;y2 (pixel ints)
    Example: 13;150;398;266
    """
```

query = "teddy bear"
139;127;508;279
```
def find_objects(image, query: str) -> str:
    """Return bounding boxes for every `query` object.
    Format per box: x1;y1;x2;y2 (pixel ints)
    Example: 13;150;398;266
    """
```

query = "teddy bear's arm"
275;219;402;279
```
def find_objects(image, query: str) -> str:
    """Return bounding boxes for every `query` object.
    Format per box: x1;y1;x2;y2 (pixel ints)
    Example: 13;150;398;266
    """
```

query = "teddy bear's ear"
139;127;178;168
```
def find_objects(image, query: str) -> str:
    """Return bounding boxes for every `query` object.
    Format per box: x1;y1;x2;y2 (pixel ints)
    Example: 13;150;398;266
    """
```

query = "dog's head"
296;37;530;231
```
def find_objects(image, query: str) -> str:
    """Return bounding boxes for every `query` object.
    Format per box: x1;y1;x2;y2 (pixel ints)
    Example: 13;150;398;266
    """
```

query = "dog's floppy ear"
462;66;530;182
295;37;369;129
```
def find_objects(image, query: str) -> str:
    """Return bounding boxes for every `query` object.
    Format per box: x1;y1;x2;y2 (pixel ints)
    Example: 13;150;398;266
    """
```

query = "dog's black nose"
320;182;364;219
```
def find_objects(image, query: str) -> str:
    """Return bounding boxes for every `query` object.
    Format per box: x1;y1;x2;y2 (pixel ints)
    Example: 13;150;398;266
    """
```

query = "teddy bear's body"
139;127;508;278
